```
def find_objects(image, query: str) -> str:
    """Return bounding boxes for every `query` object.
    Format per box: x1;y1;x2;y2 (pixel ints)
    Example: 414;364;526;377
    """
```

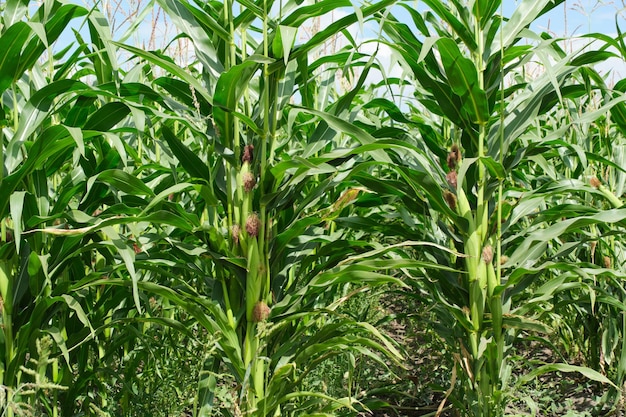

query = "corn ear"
599;184;623;208
465;230;481;282
456;186;474;228
0;261;10;315
239;162;252;223
246;239;262;322
477;258;487;290
486;260;497;297
459;185;481;285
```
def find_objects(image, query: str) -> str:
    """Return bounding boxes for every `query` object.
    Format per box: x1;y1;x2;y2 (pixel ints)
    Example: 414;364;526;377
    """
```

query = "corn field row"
1;0;626;416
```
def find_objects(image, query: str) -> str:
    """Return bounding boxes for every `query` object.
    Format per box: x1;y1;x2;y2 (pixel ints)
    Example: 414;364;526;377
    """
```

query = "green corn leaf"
501;314;551;333
273;25;298;65
491;0;564;55
154;77;212;114
0;22;31;96
87;9;118;83
101;226;141;314
156;0;226;75
519;363;617;388
7;79;88;170
140;183;196;215
570;50;618;66
3;0;30;27
83;169;154;199
282;0;395;70
474;0;502;28
160;125;211;182
59;294;95;338
413;66;467;128
1;126;92;216
17;4;88;76
213;59;258;148
82;277;246;378
280;0;350;27
83;102;131;131
509;208;626;266
114;43;212;105
196;356;219;417
289;107;391;163
9;191;26;253
27;211;197;237
44;327;71;368
437;38;489;124
234;0;264;19
422;0;477;50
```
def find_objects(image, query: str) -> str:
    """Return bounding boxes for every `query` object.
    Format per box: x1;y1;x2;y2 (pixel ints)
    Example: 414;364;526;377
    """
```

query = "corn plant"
0;0;410;413
89;0;423;414
4;0;626;415
0;0;207;414
357;0;626;415
0;1;115;412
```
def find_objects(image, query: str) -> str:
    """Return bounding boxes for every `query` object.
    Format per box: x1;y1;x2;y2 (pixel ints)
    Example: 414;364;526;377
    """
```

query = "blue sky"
392;1;626;37
63;1;626;45
527;1;626;37
50;0;626;80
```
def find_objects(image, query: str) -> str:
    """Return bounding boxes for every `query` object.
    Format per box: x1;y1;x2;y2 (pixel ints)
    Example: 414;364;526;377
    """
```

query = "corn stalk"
376;0;624;414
